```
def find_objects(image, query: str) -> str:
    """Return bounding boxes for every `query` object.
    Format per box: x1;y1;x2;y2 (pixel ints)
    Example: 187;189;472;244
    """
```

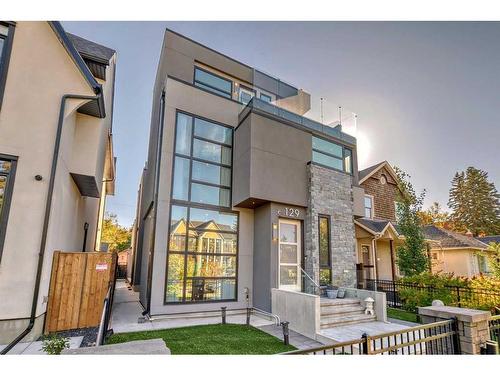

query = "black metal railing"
284;318;460;355
364;279;500;312
489;315;500;346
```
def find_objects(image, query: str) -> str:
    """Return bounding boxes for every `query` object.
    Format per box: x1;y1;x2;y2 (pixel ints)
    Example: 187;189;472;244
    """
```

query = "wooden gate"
45;251;117;333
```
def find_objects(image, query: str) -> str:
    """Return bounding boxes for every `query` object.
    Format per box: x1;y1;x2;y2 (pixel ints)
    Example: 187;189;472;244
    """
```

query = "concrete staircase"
320;298;376;329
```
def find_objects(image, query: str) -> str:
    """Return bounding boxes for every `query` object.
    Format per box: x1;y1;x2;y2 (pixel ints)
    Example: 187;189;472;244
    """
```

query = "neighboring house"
129;28;366;316
477;236;500;246
354;161;404;284
0;22;116;344
424;226;493;277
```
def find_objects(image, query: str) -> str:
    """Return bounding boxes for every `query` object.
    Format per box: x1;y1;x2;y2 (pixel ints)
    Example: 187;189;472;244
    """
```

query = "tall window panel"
165;205;238;303
318;215;332;286
167;111;237;304
172;112;233;208
0;155;17;261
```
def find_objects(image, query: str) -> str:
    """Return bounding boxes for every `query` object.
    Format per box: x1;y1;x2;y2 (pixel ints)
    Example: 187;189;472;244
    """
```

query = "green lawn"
387;307;419;323
106;324;296;354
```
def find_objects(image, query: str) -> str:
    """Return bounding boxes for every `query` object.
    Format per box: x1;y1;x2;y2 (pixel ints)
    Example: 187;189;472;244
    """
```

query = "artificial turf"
106;323;297;354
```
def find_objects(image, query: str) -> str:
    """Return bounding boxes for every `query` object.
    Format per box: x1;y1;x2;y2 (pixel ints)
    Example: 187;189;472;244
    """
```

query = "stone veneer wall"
305;163;357;287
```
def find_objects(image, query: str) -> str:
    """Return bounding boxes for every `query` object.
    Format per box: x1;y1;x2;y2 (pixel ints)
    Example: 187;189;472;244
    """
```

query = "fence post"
456;286;461;308
281;321;290;346
361;333;370;354
246;307;251;326
419;306;490;354
221;307;227;324
451;317;461;354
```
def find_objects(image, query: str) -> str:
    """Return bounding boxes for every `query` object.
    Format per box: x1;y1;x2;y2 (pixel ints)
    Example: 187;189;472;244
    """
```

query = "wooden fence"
44;251;117;333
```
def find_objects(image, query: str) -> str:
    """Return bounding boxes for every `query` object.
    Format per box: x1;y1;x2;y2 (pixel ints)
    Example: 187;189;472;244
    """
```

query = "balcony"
239;97;356;146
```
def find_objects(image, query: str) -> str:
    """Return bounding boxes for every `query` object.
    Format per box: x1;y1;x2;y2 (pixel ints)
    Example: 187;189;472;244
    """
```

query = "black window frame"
164;202;239;305
193;66;233;100
318;214;332;286
0;153;17;262
172;110;233;209
312;135;353;175
165;110;238;305
0;22;15;111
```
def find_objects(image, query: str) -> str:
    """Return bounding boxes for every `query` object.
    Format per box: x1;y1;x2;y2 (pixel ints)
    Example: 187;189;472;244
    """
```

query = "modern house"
130;28;369;319
0;22;116;344
354;161;404;284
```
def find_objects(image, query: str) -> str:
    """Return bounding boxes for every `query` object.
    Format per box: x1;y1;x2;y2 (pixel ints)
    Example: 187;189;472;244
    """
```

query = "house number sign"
277;207;301;218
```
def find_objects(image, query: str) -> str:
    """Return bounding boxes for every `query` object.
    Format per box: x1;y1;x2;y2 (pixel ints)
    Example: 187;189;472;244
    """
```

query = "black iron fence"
490;315;500;346
364;279;500;312
284;318;460;355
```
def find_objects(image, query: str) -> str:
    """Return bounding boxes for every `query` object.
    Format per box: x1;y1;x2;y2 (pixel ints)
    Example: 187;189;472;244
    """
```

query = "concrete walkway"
111;280;273;333
318;320;413;342
258;324;323;350
0;336;83;355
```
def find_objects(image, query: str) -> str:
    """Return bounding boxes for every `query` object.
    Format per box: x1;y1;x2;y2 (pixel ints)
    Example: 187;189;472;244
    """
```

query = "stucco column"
418;305;491;354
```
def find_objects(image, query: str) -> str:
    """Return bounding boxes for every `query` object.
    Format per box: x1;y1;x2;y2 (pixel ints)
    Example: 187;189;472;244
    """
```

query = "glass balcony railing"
239;97;357;146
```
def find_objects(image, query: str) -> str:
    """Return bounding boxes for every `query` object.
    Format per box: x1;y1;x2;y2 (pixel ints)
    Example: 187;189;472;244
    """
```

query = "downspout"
1;92;101;354
144;90;166;316
371;237;379;280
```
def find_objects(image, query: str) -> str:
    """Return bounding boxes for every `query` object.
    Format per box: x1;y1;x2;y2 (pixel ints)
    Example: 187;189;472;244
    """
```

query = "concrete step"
320;313;376;329
320;304;366;317
320;298;361;308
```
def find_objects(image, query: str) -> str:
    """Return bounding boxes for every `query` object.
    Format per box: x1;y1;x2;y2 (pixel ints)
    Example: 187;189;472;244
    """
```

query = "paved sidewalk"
0;336;83;355
257;324;323;350
111;280;273;333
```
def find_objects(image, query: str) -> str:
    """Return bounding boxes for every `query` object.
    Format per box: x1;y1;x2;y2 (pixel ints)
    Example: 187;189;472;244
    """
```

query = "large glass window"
0;156;16;261
318;216;332;286
194;67;232;99
172;112;233;208
166;205;238;303
312;136;353;174
168;112;237;303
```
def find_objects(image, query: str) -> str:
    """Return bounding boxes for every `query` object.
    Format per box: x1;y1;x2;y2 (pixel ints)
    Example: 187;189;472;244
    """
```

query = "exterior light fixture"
272;223;278;241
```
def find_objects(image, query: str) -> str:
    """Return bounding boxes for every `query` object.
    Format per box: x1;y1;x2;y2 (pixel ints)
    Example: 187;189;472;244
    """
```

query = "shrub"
397;273;499;312
41;334;70;355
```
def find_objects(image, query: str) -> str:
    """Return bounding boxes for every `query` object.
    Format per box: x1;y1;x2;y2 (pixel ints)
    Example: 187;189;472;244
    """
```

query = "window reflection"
166;205;238;303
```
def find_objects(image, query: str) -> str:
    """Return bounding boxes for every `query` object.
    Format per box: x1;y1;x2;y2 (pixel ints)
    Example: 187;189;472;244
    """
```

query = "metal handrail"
252;307;281;326
96;285;112;346
299;267;321;295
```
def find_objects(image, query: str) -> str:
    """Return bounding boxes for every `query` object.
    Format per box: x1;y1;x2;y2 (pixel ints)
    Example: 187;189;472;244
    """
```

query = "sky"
62;21;500;227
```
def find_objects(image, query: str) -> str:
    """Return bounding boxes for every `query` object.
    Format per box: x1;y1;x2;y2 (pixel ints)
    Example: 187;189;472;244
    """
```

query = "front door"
278;219;302;291
361;245;373;280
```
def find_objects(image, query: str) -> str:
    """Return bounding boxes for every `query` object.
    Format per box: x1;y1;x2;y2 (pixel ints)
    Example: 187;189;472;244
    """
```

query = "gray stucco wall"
252;204;272;311
252;202;307;312
305;164;357;287
233;112;311;207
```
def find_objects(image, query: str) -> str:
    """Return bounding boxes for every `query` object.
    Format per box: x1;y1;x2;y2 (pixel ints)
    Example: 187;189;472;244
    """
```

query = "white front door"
278;219;302;291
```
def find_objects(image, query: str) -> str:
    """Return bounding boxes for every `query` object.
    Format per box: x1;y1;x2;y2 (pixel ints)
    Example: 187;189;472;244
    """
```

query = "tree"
418;202;452;229
486;242;500;278
448;167;500;236
101;212;131;252
393;166;429;276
